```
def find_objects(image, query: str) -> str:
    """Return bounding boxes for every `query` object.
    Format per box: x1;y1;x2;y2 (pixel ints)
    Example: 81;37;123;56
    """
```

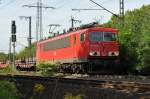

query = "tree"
17;43;36;59
104;5;150;73
0;52;7;62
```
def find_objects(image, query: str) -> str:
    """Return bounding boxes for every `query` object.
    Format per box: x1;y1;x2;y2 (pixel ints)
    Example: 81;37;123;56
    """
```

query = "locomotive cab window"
103;32;117;41
90;32;118;42
80;33;85;42
90;32;103;42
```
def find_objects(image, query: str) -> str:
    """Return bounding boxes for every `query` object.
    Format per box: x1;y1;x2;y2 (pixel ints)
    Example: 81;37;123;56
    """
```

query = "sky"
0;0;150;53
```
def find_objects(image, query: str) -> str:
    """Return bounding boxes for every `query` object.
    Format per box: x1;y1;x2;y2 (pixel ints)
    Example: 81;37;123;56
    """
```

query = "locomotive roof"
38;27;118;44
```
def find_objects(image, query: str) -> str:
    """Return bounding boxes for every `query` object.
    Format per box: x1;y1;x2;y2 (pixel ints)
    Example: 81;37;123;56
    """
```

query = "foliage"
0;65;13;74
16;43;36;59
34;83;45;94
64;93;83;99
0;52;7;62
104;5;150;73
0;80;20;99
37;61;58;76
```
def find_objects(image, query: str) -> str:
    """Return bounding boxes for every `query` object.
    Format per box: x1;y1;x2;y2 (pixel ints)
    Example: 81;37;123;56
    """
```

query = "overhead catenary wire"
45;0;112;32
72;9;104;11
89;0;119;17
88;0;113;8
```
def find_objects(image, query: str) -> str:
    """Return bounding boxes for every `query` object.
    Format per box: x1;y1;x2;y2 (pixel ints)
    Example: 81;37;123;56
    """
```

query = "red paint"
37;27;119;63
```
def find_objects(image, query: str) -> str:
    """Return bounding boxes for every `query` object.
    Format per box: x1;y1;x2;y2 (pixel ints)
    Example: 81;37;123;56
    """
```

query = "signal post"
11;20;16;72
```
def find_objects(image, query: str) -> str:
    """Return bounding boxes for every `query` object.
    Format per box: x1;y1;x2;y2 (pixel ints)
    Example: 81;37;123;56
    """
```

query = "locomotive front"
87;28;120;71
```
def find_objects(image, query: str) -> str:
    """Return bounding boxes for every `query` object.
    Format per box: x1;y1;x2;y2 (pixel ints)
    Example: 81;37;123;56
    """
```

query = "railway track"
63;73;150;82
0;74;149;93
87;75;150;83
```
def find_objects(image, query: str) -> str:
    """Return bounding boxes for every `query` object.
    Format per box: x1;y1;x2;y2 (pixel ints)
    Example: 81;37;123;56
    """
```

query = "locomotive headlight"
89;52;94;56
89;52;100;56
108;52;113;56
114;52;119;56
108;52;119;56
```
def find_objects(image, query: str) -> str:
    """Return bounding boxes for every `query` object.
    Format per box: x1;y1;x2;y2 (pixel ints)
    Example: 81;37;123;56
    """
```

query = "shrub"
0;81;20;99
37;61;59;76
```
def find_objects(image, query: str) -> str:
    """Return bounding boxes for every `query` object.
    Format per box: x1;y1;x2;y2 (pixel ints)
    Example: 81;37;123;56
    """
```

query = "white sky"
0;0;150;53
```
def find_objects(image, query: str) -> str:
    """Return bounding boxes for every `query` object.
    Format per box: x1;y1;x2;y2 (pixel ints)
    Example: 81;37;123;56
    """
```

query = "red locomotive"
37;27;119;73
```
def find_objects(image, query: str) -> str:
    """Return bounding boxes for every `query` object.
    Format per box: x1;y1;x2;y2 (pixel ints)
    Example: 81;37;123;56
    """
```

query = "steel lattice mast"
23;0;55;41
120;0;124;19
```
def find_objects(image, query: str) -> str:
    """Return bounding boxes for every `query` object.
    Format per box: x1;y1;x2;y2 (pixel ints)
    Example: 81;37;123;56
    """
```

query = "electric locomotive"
37;27;119;73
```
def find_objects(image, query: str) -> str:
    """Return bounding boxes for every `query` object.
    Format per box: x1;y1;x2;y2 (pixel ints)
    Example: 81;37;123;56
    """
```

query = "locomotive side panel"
39;36;73;62
37;30;89;63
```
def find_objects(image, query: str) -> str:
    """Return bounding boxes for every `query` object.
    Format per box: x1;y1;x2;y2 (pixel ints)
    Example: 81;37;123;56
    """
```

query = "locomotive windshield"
90;32;117;42
104;32;117;41
90;32;103;42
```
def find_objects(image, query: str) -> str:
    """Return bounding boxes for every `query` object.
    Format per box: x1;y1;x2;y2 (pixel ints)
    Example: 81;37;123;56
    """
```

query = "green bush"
37;61;58;76
0;81;20;99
